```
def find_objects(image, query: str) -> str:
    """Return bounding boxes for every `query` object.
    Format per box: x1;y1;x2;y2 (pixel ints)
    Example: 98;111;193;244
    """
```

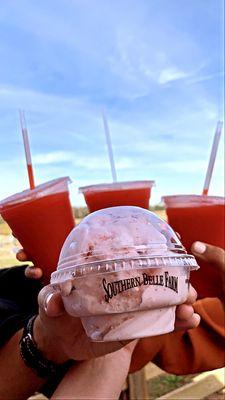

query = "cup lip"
162;194;225;207
79;180;155;193
51;253;199;284
0;176;72;208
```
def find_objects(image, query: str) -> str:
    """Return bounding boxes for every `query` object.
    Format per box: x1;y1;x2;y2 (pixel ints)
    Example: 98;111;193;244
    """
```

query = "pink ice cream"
51;206;199;341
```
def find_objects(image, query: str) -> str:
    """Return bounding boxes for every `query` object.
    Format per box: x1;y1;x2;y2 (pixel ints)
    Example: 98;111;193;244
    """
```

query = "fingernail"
192;241;206;254
44;293;54;312
36;268;43;278
193;313;201;327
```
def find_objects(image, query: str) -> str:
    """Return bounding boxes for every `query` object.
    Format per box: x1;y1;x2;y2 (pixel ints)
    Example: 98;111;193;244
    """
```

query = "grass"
148;373;196;399
154;209;167;221
0;221;11;236
0;258;22;268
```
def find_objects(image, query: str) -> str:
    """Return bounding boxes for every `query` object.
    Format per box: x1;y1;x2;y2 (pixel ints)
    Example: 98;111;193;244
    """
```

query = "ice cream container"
51;206;199;341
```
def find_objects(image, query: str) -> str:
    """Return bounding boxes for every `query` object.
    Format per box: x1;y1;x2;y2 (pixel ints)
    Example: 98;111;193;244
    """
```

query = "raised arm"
51;342;137;400
130;242;225;374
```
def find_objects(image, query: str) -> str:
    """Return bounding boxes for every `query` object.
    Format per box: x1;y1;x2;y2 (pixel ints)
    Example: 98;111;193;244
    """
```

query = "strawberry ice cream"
51;206;199;341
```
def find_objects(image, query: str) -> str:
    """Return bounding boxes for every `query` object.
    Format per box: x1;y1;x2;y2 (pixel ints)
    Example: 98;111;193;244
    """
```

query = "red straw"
19;110;35;189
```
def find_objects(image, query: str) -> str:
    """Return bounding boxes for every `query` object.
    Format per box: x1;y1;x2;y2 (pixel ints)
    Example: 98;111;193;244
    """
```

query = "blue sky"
0;0;224;206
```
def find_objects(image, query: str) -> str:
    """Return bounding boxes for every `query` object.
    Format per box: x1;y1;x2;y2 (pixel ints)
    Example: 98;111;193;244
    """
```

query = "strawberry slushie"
163;195;225;298
79;181;155;212
0;177;75;283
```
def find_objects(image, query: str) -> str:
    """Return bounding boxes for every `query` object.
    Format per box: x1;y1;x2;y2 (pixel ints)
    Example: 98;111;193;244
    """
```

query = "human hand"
16;249;43;279
33;285;131;365
191;241;225;303
34;281;200;367
175;284;200;330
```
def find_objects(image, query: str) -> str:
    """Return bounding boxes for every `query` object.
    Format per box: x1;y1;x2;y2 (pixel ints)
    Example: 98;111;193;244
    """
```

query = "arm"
51;344;136;400
155;297;224;374
0;329;47;400
0;266;45;399
0;283;199;399
131;297;224;374
130;242;225;375
0;329;134;400
0;285;131;400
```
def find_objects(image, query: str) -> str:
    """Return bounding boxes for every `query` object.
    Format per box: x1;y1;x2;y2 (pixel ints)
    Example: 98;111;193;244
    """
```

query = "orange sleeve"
130;298;225;374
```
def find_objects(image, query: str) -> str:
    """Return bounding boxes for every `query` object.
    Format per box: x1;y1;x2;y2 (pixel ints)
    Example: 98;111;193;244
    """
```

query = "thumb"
191;241;225;272
38;285;65;317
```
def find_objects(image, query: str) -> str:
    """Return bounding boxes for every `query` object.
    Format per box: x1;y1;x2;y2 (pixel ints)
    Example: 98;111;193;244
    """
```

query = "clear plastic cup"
51;206;198;341
162;195;225;298
0;177;75;283
79;181;155;212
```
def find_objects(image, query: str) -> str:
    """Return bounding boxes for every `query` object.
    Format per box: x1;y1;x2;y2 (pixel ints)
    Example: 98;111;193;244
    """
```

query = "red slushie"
163;195;225;298
79;181;155;212
0;177;75;283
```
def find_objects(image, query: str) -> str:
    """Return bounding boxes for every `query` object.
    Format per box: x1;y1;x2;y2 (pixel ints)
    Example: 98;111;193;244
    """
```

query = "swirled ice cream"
51;206;199;341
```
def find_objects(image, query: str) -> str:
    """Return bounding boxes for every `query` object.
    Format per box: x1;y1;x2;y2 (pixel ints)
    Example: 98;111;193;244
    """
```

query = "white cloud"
158;67;191;85
33;151;74;165
33;151;135;171
187;73;222;85
0;86;87;114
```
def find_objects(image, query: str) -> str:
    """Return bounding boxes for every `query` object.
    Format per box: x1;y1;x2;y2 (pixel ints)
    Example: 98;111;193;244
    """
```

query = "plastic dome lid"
51;207;198;284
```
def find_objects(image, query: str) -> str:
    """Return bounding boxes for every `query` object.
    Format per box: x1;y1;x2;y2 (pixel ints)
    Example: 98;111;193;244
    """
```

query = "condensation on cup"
51;206;199;341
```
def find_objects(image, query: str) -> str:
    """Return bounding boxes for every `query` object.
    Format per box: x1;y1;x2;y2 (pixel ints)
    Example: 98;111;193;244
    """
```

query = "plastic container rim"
162;194;225;207
51;254;199;284
0;176;72;208
79;180;155;193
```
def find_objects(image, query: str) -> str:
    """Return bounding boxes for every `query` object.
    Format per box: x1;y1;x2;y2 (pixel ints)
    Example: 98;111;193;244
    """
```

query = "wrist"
20;315;72;379
106;344;134;365
33;315;69;365
120;340;138;358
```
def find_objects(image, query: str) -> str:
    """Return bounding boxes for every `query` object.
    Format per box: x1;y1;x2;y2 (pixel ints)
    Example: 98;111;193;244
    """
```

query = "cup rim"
79;180;155;193
0;176;72;208
51;254;199;284
162;194;225;207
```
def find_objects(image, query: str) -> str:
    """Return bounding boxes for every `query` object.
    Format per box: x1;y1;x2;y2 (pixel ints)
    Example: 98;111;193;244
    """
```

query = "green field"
0;221;11;236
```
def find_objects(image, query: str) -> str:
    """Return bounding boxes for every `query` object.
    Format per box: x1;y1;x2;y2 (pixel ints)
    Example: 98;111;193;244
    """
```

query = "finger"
191;241;225;271
175;232;181;240
38;286;65;317
175;313;200;330
185;285;197;305
176;304;194;321
25;266;43;279
45;292;65;317
16;249;28;262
